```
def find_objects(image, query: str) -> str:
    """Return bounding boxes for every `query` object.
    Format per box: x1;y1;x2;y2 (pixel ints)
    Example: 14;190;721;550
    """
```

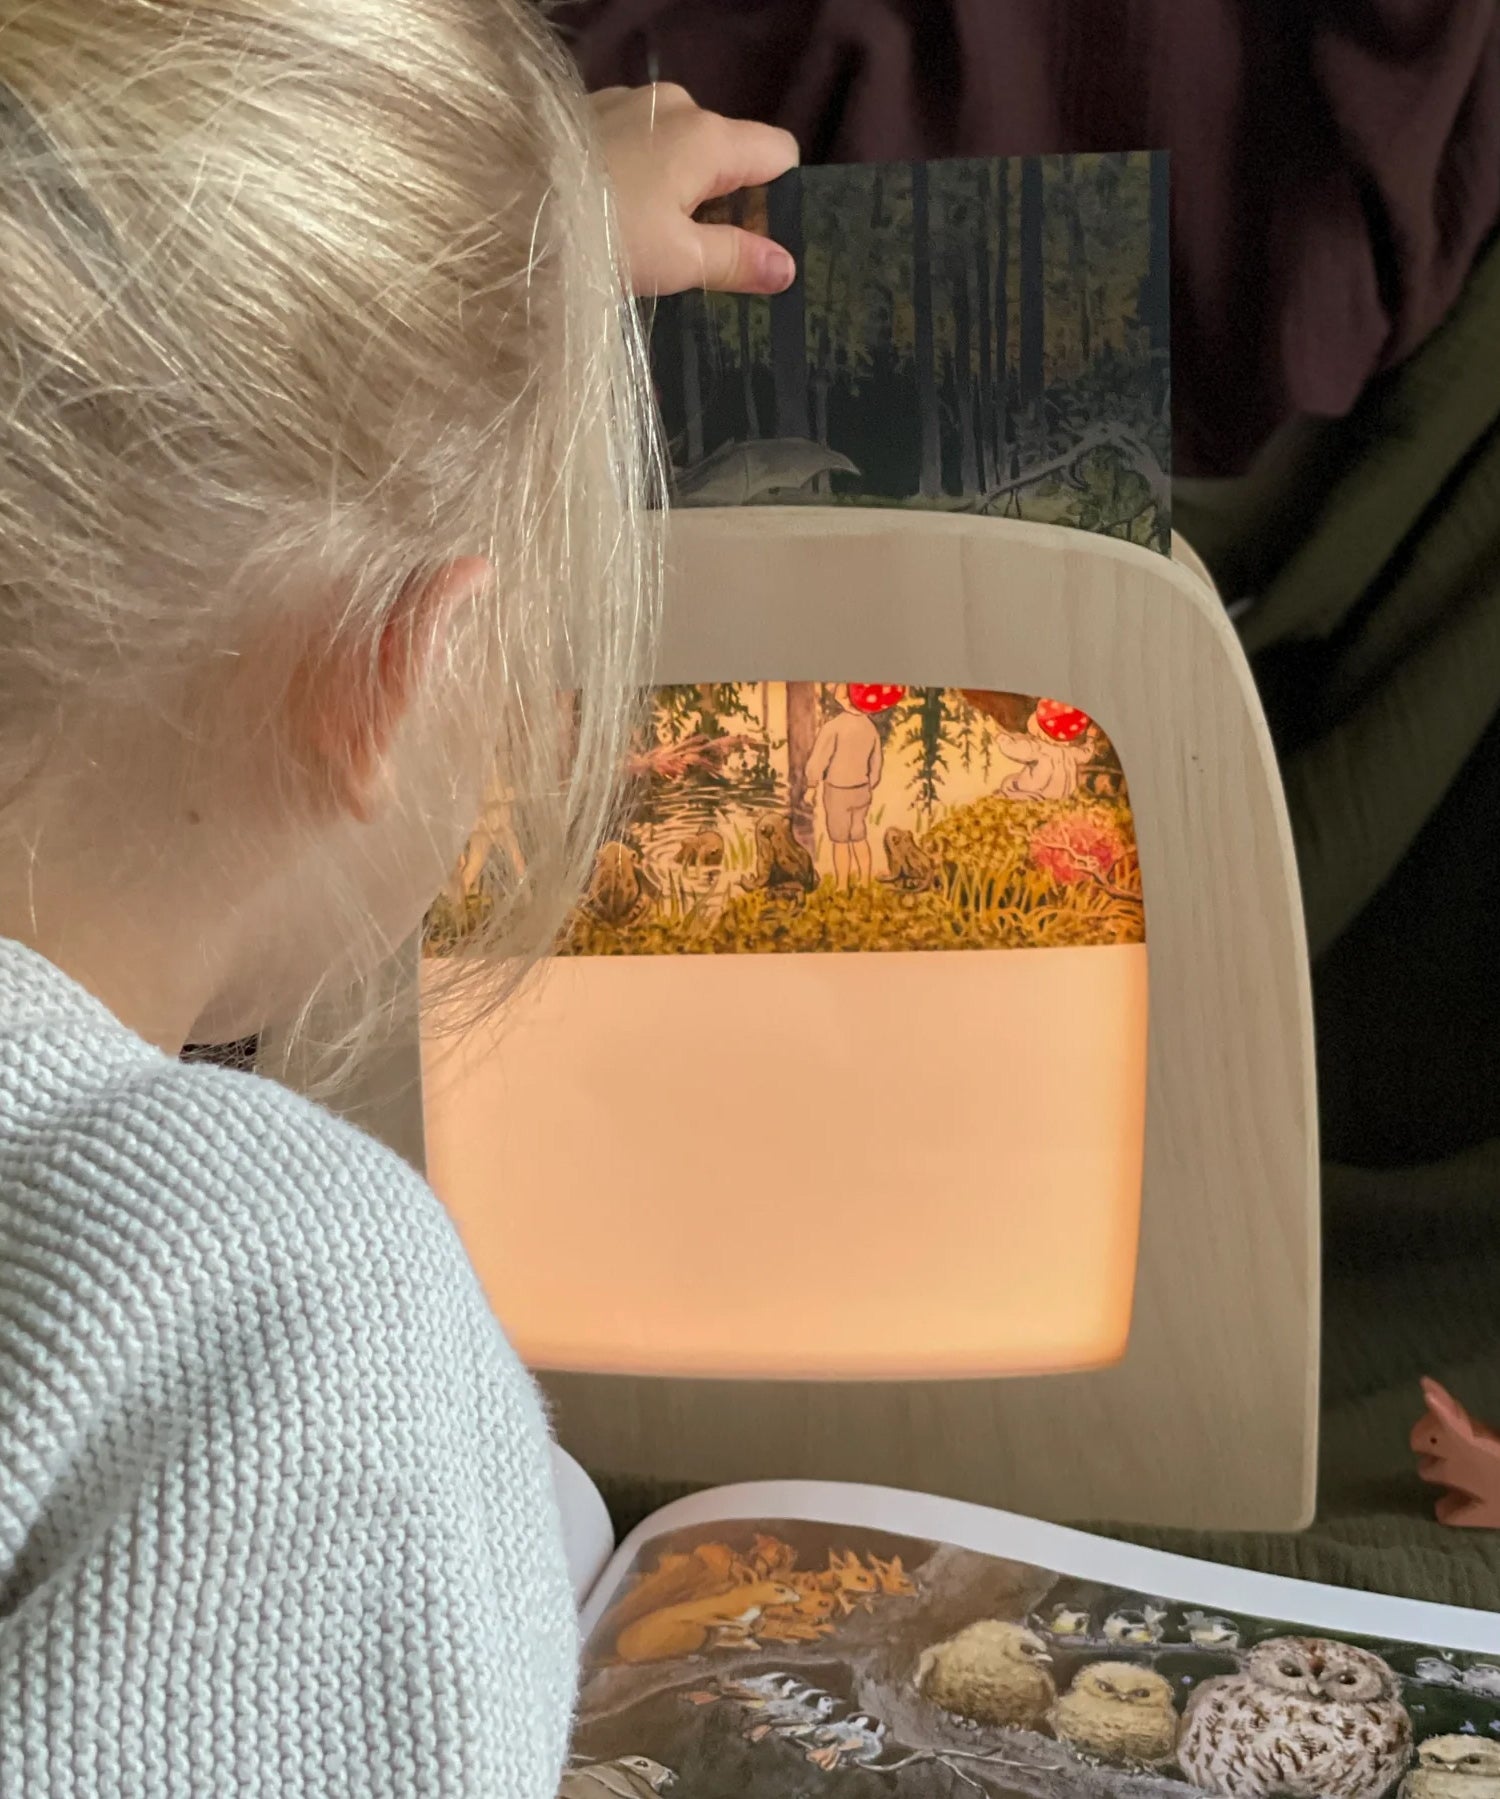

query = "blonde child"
0;7;794;1794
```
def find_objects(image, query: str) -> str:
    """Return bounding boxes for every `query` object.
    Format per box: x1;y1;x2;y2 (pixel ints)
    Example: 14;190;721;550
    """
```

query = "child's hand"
592;84;800;298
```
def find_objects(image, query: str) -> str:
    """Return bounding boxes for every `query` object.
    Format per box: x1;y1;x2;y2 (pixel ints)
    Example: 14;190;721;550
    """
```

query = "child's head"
0;0;656;1064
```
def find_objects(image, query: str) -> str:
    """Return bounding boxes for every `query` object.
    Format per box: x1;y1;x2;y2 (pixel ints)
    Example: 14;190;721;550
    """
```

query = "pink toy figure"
1412;1378;1500;1528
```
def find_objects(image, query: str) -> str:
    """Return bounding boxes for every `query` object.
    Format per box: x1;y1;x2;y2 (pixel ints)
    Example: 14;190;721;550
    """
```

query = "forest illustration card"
652;154;1171;550
571;1517;1500;1799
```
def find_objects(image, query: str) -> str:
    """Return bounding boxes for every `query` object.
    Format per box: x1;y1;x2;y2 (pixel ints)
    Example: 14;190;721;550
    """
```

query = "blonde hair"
0;0;658;1073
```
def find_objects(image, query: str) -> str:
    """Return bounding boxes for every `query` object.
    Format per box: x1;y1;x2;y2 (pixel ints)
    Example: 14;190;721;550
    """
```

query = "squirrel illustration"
753;1548;883;1644
614;1580;803;1665
599;1543;746;1640
867;1553;918;1596
606;1537;914;1663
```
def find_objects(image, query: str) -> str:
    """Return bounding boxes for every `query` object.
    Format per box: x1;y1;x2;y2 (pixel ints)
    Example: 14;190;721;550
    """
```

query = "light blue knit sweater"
0;939;575;1795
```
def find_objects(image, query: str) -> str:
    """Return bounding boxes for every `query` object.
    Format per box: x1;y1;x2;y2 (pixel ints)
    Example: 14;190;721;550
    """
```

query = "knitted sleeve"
0;1048;576;1798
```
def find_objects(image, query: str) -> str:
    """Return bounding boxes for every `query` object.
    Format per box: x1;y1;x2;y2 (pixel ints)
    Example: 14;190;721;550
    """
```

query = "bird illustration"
1050;1662;1180;1768
684;1671;839;1739
560;1756;677;1799
1104;1605;1167;1647
788;1712;888;1771
1400;1735;1500;1799
1178;1637;1413;1799
915;1619;1056;1731
1185;1611;1241;1650
1415;1657;1464;1688
717;1671;797;1701
1461;1665;1500;1699
1044;1605;1092;1638
745;1683;840;1740
672;437;861;507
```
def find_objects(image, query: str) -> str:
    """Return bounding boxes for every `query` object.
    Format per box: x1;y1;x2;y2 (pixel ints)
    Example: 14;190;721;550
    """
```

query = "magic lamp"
419;509;1257;1394
285;509;1319;1529
422;671;1147;1382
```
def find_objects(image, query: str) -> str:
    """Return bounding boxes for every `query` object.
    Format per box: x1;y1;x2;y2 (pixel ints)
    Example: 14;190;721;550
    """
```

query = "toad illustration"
585;841;657;925
743;814;817;901
676;829;725;870
880;827;940;893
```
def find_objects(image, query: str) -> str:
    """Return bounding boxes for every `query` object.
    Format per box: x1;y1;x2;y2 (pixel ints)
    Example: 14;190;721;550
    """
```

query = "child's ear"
297;558;490;823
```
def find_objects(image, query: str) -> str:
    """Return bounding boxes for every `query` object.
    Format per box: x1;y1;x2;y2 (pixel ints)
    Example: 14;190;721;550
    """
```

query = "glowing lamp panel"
422;684;1148;1380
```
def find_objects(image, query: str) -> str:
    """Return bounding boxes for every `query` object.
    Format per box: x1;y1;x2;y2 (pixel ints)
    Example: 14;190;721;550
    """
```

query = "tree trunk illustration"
680;293;704;466
767;171;810;439
995;159;1010;470
1019;155;1045;418
960;688;1032;734
736;294;760;438
811;239;841;490
786;681;819;850
910;161;942;498
811;321;832;490
974;163;996;489
1146;148;1170;355
950;252;980;493
1062;155;1092;370
732;190;761;438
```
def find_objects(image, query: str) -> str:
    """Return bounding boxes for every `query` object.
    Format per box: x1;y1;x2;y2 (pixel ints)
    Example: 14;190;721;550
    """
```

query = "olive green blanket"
599;230;1500;1611
1136;226;1500;1607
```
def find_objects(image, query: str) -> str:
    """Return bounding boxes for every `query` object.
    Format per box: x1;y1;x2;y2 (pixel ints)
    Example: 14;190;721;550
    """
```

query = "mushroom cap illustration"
846;683;906;714
1034;698;1092;742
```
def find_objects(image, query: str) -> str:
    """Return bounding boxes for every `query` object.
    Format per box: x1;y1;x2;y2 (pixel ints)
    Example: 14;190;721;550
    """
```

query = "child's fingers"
687;115;800;206
689;222;796;295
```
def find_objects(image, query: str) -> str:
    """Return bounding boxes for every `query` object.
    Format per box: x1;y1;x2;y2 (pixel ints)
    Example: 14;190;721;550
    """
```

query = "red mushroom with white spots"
844;683;907;714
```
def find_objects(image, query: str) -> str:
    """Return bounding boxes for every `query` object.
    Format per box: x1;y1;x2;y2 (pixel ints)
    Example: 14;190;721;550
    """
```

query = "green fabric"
1123;225;1500;1608
596;231;1500;1613
1111;1189;1500;1611
1178;231;1500;962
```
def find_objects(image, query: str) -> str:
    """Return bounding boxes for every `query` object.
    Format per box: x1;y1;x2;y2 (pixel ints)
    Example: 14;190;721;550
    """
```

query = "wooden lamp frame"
266;508;1319;1532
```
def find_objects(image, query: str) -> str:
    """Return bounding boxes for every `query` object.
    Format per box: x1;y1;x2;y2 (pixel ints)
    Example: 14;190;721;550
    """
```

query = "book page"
566;1480;1498;1798
550;1444;614;1606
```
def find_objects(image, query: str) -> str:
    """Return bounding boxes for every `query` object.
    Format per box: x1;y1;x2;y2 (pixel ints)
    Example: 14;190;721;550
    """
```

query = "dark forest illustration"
566;1520;1500;1799
653;155;1171;549
425;685;1145;957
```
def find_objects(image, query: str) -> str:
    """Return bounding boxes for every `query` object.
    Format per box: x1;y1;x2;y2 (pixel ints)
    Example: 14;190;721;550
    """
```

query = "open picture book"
552;1454;1500;1799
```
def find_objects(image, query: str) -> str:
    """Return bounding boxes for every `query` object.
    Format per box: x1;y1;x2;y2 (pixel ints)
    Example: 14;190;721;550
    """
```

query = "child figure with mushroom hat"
992;699;1101;803
802;684;904;889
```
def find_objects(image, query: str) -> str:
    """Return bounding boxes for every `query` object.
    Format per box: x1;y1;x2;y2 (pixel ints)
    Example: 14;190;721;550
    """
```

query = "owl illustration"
1050;1661;1180;1768
1178;1637;1412;1799
1401;1736;1500;1799
915;1620;1056;1731
1462;1665;1500;1699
